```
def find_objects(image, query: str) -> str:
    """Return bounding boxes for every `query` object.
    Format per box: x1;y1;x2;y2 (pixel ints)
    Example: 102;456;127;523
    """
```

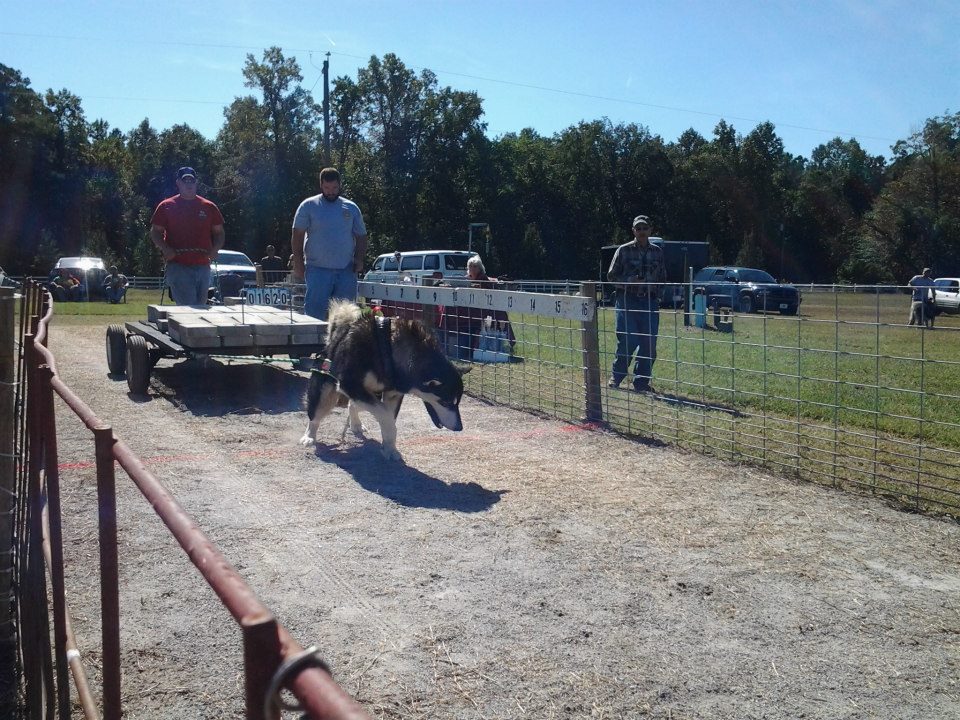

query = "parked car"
363;250;477;285
932;277;960;315
692;266;801;315
210;250;258;290
50;257;108;300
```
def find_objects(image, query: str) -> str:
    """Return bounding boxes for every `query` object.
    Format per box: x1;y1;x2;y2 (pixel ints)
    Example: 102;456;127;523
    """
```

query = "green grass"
39;288;166;325
484;293;960;444
463;293;960;517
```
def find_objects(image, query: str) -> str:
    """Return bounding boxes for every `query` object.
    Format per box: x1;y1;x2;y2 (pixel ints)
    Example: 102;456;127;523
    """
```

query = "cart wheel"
126;335;151;395
106;324;127;375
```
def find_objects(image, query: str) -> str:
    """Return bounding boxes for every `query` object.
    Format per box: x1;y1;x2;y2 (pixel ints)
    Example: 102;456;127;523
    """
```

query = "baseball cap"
177;166;197;180
632;215;651;228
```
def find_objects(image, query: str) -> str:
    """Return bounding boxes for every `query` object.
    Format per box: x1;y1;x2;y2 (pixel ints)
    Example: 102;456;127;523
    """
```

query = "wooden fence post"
580;283;602;422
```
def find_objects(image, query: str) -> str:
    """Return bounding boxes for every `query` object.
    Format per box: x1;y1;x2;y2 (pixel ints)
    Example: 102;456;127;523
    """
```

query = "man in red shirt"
149;166;226;305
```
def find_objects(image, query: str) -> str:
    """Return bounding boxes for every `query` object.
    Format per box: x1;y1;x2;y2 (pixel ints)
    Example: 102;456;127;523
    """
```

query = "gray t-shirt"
292;195;366;269
908;275;935;301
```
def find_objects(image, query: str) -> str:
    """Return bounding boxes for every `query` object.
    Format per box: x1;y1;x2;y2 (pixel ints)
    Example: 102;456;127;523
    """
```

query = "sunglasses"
179;177;197;184
634;224;651;230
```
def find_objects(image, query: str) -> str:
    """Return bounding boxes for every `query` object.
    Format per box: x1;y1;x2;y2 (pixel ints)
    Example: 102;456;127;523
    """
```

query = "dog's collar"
310;358;338;384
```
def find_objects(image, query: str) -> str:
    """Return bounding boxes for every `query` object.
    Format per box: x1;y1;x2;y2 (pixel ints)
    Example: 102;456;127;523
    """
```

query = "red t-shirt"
150;195;224;266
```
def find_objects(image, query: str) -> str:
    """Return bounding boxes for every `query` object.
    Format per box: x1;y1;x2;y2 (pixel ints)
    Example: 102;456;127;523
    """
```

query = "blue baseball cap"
177;166;197;180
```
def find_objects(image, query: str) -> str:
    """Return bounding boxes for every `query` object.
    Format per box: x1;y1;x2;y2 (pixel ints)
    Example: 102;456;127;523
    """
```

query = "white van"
363;250;477;284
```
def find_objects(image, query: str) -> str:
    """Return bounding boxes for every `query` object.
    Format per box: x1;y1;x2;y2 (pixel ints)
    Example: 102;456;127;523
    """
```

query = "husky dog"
299;300;464;459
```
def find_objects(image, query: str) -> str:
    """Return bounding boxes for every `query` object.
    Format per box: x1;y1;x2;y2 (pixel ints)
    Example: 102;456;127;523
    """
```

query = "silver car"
210;250;258;289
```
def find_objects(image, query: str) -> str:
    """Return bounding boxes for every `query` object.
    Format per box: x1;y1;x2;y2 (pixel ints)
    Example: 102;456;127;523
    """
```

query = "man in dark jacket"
607;214;667;392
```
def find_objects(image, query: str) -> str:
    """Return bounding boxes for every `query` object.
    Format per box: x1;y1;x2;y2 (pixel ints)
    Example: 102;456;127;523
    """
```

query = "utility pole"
322;52;331;165
468;222;487;254
779;223;785;280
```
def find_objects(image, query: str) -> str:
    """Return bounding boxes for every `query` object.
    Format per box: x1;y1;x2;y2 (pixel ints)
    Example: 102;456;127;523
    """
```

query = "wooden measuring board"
148;305;326;349
358;281;596;321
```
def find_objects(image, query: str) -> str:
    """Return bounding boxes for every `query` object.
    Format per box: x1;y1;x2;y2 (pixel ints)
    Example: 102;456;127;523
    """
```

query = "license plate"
779;303;788;309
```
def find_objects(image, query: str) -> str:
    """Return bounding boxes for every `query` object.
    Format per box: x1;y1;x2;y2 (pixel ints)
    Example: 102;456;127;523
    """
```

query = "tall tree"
856;112;960;280
221;47;320;257
791;138;885;281
334;54;487;260
0;65;55;268
42;90;91;254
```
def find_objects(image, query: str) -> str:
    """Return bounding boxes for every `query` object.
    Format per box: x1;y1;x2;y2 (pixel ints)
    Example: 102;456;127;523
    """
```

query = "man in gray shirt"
291;167;368;320
907;267;936;328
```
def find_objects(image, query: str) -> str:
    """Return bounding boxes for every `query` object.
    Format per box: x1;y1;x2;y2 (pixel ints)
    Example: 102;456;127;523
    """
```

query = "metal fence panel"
363;281;960;518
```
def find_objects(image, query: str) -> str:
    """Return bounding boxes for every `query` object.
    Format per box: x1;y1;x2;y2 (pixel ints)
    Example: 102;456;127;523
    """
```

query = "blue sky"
2;0;957;159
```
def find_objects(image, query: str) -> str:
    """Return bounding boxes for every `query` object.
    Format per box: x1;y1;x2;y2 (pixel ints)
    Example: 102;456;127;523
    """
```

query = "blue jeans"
611;293;660;387
304;266;357;320
104;286;126;303
165;263;211;305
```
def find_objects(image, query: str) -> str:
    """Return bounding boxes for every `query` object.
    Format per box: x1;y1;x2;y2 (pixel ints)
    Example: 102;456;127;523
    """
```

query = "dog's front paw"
298;433;317;447
349;421;368;438
380;444;402;462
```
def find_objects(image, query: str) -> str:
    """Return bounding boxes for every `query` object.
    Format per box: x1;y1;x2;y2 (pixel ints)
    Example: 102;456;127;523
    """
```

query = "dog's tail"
327;299;362;331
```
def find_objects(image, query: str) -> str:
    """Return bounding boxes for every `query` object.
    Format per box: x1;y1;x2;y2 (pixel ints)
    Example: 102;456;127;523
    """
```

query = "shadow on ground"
315;442;507;513
152;359;307;416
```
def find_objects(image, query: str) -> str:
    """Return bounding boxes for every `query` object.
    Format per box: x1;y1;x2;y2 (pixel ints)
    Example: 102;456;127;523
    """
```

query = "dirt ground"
47;322;959;720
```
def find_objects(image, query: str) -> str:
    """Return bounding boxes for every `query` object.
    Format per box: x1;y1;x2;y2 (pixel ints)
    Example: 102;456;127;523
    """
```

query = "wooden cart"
105;304;327;395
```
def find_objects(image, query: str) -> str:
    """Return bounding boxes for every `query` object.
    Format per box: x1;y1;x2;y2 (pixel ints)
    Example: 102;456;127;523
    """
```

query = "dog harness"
311;315;398;393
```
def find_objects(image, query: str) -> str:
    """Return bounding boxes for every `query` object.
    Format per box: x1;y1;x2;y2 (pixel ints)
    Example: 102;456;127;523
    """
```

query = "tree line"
1;49;958;282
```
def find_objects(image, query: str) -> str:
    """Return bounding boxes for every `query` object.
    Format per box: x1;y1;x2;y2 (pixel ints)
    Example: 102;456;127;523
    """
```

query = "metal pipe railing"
24;281;370;719
41;503;99;719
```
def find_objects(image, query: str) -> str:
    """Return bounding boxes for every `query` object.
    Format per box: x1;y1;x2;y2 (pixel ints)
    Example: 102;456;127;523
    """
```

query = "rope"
263;645;331;717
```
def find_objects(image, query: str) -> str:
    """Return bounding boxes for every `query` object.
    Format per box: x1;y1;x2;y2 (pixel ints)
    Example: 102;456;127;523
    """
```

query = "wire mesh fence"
362;281;960;519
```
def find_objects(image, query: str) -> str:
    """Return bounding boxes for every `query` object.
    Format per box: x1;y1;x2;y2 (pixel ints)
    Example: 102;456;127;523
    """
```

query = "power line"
1;30;899;145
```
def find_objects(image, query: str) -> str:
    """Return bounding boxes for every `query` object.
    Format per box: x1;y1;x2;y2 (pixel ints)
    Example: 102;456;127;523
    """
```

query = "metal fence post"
580;283;602;422
94;426;122;720
242;613;281;719
38;366;71;719
25;331;52;718
0;287;15;716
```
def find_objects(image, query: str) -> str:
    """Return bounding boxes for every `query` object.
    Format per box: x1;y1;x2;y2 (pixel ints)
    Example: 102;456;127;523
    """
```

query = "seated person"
215;272;245;302
102;266;129;303
438;256;516;358
48;269;81;302
259;244;286;284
